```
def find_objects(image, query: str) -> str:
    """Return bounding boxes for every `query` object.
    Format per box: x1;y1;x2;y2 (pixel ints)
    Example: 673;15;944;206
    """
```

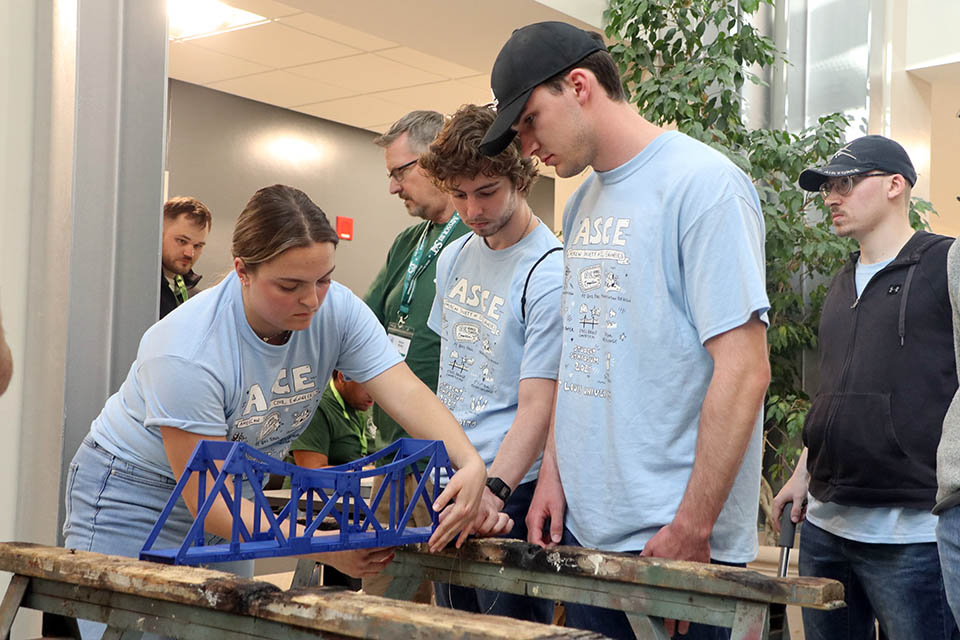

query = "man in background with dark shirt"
774;136;958;640
159;196;211;319
362;110;469;601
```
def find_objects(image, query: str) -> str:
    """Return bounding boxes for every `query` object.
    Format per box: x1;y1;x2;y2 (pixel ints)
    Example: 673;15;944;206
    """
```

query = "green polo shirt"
290;381;368;466
363;217;469;458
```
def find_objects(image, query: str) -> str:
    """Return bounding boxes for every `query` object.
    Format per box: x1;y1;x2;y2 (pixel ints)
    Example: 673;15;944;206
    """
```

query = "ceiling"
168;0;603;134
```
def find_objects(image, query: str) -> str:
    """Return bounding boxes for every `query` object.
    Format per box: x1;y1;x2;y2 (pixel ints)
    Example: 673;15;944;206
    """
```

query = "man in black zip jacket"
773;135;958;640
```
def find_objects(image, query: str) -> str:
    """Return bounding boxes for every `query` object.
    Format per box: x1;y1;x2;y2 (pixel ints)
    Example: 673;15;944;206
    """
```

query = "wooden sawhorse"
0;542;604;639
382;539;844;640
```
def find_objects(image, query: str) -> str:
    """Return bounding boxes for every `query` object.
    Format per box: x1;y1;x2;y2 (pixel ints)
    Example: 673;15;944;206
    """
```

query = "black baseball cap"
798;135;917;191
479;21;605;156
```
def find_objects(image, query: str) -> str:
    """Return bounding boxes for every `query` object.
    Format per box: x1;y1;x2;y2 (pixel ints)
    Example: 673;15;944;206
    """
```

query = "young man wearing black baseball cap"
774;135;958;639
484;21;772;640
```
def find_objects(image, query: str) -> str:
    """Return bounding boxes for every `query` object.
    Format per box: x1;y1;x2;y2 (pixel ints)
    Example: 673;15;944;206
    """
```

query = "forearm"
365;363;482;471
488;378;555;489
792;448;809;483
162;427;326;542
292;450;330;468
673;319;770;539
182;476;273;540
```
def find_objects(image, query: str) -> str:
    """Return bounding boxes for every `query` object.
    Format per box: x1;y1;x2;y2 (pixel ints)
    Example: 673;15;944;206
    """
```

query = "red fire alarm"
336;216;354;241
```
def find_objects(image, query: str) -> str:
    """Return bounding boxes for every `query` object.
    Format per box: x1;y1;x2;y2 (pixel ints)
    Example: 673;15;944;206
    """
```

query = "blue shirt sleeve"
680;193;770;344
138;355;228;436
520;249;564;381
333;288;404;383
428;243;453;336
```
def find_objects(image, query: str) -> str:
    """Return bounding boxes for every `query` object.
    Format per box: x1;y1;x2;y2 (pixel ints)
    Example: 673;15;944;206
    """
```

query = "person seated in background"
160;196;212;319
289;369;374;469
287;369;375;589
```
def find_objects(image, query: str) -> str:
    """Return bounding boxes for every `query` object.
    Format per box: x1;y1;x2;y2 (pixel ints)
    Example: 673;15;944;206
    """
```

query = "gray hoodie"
935;240;960;512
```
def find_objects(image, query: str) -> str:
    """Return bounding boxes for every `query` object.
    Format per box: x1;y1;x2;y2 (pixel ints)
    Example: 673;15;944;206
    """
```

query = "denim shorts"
63;436;252;638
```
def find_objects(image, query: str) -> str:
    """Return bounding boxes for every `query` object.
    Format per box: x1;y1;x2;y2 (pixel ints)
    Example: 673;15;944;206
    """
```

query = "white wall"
0;0;36;546
930;81;960;236
905;0;960;69
0;3;40;635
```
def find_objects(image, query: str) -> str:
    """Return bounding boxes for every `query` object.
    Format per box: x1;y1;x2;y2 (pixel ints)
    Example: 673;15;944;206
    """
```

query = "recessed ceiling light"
168;0;269;42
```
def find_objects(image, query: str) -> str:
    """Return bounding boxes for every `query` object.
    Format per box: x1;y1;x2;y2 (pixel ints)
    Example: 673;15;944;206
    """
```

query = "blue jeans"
937;506;960;631
434;480;554;623
800;519;958;640
560;527;739;640
63;437;253;639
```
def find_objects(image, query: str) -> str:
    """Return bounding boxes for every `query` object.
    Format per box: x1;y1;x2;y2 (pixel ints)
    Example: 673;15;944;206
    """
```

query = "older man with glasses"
361;110;470;602
773;135;959;640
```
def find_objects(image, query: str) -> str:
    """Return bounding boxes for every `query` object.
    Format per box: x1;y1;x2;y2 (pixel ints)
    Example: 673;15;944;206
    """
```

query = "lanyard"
173;274;189;305
328;379;367;455
398;213;460;323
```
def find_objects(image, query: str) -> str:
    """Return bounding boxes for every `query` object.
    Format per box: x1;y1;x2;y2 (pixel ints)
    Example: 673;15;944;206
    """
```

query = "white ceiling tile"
375;47;480;79
288;54;445;93
169;41;271;85
277;14;397;51
458;74;493;92
221;0;301;19
192;22;360;68
372;80;494;117
365;123;393;134
296;95;408;129
209;70;356;107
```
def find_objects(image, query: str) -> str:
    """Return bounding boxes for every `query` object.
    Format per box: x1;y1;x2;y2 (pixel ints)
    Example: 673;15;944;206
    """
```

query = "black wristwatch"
485;477;512;503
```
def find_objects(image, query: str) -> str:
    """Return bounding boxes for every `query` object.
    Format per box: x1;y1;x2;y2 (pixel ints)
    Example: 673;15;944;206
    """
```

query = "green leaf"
603;0;857;498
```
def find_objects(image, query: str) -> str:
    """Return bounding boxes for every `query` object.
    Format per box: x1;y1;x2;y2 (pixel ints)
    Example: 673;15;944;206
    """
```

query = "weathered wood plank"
0;573;28;639
291;558;318;589
100;626;142;640
0;543;603;640
24;581;345;640
399;539;843;609
387;553;738;627
730;601;770;640
626;613;671;640
253;590;604;640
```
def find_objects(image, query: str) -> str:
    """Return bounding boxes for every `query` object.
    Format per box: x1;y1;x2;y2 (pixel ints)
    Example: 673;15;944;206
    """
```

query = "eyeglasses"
819;172;891;199
387;159;418;183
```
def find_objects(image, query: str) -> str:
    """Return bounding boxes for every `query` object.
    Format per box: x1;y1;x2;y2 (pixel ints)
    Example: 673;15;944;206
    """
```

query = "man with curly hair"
419;104;561;623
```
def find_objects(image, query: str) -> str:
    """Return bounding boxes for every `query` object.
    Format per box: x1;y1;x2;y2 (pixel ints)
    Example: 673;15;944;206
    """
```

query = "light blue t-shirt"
805;256;937;544
428;221;563;485
90;272;402;479
556;131;770;561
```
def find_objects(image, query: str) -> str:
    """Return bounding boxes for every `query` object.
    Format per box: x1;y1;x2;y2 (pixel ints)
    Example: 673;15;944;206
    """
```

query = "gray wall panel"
167;80;554;296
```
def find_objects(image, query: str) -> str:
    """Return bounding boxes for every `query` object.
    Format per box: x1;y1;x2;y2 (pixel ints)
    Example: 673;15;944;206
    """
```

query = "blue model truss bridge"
140;438;453;565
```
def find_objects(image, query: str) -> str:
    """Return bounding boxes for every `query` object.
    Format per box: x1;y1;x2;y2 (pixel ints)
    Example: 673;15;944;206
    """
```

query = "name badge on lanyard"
393;213;460;361
387;322;415;359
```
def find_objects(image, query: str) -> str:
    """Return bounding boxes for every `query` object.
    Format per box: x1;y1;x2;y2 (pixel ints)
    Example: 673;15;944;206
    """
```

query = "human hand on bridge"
428;456;487;551
318;547;396;579
469;487;514;537
641;521;712;636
